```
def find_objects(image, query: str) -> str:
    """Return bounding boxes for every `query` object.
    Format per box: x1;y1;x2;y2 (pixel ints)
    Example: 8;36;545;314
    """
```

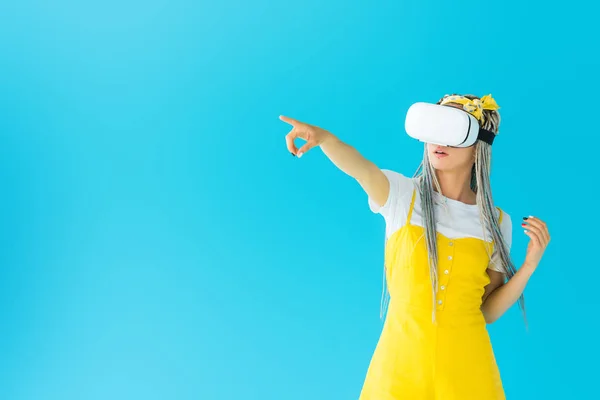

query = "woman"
280;93;551;399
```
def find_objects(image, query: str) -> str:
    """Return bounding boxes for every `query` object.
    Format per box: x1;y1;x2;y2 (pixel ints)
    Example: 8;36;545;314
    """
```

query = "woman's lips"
434;151;448;158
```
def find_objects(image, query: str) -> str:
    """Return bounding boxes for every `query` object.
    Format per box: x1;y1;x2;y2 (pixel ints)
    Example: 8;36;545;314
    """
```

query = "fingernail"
524;229;529;233
523;217;528;220
291;152;296;157
297;152;303;158
529;215;534;219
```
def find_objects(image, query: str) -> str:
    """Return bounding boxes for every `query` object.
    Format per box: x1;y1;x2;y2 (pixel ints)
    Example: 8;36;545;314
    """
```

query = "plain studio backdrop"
0;1;596;399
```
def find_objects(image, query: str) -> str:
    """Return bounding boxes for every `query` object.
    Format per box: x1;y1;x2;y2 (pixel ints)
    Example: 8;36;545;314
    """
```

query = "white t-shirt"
368;169;512;274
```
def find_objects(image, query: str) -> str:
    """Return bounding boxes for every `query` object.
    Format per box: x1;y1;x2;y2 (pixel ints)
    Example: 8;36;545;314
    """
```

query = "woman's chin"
431;160;449;170
430;161;461;172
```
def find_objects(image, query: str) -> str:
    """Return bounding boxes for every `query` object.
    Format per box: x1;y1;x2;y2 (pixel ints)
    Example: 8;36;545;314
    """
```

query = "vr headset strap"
478;128;495;146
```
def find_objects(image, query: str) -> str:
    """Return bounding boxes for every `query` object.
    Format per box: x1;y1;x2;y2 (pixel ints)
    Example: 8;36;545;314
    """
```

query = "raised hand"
521;216;551;270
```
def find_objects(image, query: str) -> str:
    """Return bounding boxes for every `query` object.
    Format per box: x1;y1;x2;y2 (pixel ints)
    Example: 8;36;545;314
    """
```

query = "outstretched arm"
281;115;390;207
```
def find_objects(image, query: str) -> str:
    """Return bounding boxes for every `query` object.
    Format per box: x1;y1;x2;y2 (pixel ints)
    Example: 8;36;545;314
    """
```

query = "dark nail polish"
291;152;296;157
523;217;528;220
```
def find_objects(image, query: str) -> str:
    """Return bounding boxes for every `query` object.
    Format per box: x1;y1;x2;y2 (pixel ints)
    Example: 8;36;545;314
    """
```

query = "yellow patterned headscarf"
439;94;500;122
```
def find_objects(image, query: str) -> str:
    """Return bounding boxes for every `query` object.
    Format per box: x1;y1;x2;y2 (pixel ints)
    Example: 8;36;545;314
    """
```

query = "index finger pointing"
279;115;304;127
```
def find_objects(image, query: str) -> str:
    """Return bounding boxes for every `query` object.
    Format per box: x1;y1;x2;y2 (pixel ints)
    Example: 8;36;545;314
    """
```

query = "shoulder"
496;207;513;243
368;169;415;217
380;169;416;193
497;207;512;227
380;169;414;185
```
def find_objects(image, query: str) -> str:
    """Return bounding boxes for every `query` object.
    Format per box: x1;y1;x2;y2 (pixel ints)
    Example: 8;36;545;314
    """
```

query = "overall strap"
406;188;417;225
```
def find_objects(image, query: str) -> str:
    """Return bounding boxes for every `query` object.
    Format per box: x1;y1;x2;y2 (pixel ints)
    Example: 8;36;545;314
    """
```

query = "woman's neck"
433;169;476;205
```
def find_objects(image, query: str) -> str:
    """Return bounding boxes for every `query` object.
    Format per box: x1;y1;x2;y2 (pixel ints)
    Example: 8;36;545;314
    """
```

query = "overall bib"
359;188;505;400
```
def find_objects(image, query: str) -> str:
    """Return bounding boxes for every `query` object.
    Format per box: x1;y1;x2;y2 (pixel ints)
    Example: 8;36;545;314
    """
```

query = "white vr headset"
404;102;495;147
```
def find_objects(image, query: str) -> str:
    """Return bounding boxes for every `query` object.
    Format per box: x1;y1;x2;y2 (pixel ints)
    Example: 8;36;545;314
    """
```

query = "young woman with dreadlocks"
279;93;550;399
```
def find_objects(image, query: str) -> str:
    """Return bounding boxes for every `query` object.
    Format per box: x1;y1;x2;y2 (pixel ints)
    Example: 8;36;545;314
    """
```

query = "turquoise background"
0;1;596;399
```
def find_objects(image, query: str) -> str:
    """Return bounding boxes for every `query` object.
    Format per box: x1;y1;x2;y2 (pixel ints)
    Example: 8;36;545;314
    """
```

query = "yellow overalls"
359;188;505;400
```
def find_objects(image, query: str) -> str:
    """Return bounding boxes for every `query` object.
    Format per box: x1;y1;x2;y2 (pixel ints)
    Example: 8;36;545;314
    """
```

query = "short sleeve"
367;169;415;237
488;210;513;274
